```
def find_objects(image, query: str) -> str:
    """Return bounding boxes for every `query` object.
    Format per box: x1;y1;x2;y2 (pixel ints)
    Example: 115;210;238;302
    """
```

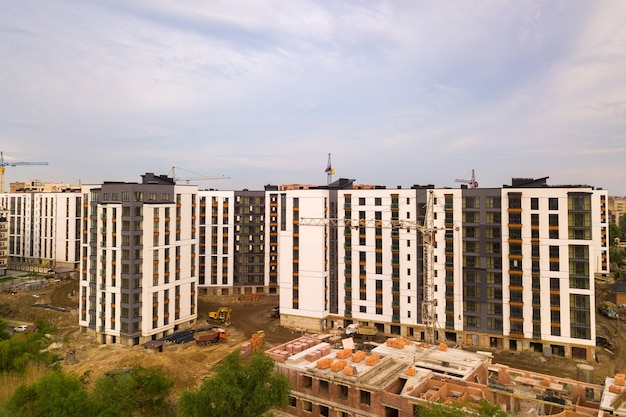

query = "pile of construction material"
241;330;265;357
608;373;626;394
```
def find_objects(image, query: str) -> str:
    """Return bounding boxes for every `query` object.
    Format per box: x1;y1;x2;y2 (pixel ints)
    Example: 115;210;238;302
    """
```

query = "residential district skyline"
2;1;626;193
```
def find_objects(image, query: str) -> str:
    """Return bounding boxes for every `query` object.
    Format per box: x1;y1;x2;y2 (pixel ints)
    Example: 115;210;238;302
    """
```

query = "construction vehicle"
345;324;378;341
268;306;280;318
598;301;619;319
193;328;227;346
208;307;232;326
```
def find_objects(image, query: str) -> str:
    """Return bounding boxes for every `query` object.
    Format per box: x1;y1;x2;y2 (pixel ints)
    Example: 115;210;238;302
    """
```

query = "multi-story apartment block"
0;206;8;276
198;187;276;295
0;172;611;357
78;173;198;345
0;191;82;273
278;177;608;360
609;196;626;226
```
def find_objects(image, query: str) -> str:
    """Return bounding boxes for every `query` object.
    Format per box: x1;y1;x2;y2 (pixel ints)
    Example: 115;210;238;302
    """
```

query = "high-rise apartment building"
0;192;81;273
0;206;8;276
197;188;276;295
277;177;608;360
609;196;626;225
78;174;198;345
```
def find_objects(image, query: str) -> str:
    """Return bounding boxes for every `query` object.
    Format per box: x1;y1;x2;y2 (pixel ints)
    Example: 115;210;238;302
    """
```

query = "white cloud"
1;0;626;192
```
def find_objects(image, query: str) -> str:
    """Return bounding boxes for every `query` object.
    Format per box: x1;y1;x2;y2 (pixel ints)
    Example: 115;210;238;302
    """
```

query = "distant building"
0;191;82;273
609;196;626;225
78;173;198;345
9;179;80;193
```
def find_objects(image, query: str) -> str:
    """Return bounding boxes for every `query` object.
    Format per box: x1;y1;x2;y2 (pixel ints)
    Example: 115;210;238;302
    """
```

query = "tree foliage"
91;366;174;416
0;318;9;341
178;350;290;417
610;223;621;245
0;370;94;417
0;329;60;373
415;399;510;417
0;367;174;417
620;216;626;240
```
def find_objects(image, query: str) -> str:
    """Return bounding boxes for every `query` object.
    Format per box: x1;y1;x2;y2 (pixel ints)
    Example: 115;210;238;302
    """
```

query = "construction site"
269;335;626;417
1;275;626;413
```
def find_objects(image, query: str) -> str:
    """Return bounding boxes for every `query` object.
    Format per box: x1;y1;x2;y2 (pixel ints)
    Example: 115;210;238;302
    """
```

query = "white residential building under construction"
277;177;609;361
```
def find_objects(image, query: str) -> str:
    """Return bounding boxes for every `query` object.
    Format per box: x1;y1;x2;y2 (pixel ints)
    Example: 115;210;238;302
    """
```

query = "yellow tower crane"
0;151;49;193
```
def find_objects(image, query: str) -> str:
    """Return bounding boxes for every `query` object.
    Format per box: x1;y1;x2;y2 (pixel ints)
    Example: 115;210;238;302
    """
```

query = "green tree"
0;331;60;373
91;366;174;417
0;318;9;341
0;370;95;417
620;216;626;240
415;402;465;417
610;222;621;246
476;399;509;417
414;400;511;417
178;350;290;417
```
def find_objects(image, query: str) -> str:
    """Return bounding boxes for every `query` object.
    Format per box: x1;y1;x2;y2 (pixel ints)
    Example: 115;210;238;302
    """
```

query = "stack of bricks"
267;349;290;363
365;354;381;366
386;337;412;349
609;373;626;394
330;359;347;372
317;358;333;369
351;350;366;363
336;348;352;359
306;344;331;362
241;330;266;358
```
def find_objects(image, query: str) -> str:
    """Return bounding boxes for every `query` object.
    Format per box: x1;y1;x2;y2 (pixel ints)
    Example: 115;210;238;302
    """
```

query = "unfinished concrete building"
268;336;620;417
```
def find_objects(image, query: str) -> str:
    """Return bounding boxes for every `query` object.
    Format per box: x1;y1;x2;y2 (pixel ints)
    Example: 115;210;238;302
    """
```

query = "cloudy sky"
1;1;625;193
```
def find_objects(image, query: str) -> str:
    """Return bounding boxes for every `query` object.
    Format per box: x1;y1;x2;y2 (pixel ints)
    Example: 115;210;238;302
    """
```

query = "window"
302;375;312;389
550;278;560;290
303;400;312;412
289;396;297;407
339;384;349;399
531;198;539;210
360;390;371;406
319;379;329;393
319;405;329;417
359;197;365;205
508;194;521;209
375;197;381;206
549;198;558;210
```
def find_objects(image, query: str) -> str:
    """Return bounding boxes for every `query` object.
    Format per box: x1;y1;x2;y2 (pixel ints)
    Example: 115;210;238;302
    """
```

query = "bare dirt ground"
1;277;624;395
0;279;301;397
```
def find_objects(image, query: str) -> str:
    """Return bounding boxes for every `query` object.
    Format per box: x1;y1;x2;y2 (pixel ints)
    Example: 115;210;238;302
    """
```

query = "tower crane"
168;166;230;184
300;190;444;344
455;169;478;189
0;151;49;193
324;153;335;185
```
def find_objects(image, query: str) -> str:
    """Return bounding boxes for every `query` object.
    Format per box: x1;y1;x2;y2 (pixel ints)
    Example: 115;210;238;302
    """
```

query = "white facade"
0;192;81;272
78;178;198;345
197;190;235;291
277;180;608;359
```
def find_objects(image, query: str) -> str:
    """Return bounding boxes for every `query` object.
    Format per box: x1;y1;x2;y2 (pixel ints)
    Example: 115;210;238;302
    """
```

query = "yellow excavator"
208;307;232;326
